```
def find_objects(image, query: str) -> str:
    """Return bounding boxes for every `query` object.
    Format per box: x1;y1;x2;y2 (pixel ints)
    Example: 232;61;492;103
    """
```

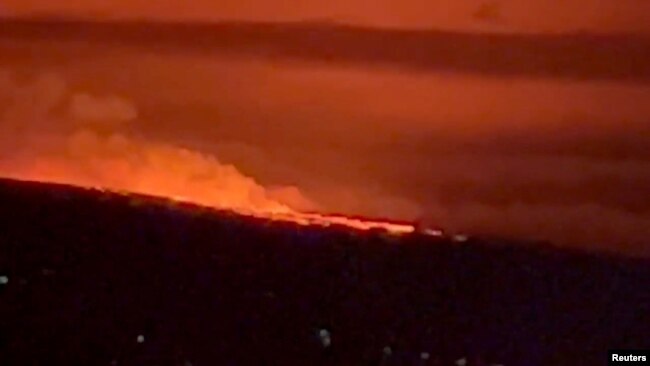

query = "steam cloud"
0;70;315;213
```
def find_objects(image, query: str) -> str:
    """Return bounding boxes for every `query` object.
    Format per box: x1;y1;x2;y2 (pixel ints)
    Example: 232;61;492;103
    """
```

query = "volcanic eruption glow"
4;151;416;235
0;71;416;235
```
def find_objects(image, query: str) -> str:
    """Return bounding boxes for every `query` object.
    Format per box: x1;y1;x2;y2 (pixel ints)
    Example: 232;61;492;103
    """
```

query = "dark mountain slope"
0;178;648;365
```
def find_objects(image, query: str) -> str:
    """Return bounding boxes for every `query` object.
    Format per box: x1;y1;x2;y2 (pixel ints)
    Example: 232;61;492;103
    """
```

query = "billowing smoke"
0;70;315;214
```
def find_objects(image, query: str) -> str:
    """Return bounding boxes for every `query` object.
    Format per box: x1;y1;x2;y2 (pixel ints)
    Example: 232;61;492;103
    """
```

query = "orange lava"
263;211;417;234
0;131;420;235
7;174;417;235
137;192;417;235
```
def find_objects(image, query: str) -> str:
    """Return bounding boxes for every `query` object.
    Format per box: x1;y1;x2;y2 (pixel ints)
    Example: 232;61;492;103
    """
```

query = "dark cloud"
1;19;650;84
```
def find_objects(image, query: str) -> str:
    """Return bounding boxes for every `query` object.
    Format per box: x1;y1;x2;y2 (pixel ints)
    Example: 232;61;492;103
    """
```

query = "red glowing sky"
1;3;650;255
3;0;650;34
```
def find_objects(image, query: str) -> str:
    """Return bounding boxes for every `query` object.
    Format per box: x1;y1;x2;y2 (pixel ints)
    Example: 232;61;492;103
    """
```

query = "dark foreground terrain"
0;178;648;365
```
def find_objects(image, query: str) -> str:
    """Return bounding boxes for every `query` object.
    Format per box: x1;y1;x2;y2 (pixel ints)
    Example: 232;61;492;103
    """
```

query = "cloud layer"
3;21;650;84
4;0;650;33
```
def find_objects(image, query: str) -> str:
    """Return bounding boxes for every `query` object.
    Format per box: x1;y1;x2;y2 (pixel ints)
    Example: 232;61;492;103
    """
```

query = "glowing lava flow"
133;192;417;235
7;175;417;235
0;134;418;235
262;211;417;234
